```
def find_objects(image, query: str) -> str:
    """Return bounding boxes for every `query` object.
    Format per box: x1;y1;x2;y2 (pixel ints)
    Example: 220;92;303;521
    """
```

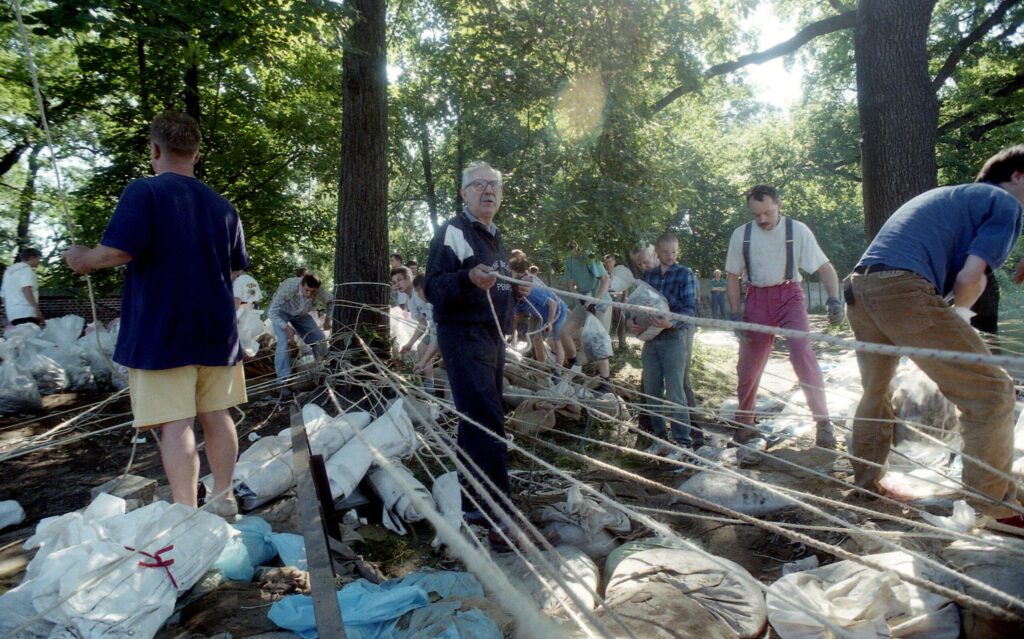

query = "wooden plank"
291;408;347;638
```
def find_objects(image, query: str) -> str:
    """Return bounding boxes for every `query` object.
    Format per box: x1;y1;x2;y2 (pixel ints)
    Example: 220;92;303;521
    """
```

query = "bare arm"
952;255;989;310
21;286;43;322
816;261;841;299
727;272;742;315
64;244;132;274
594;274;610;300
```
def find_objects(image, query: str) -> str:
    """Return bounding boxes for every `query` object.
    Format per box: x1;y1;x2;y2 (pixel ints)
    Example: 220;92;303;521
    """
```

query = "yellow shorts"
128;364;247;431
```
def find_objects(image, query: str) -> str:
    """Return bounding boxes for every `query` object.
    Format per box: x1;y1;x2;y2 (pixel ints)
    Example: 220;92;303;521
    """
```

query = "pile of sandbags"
0;493;230;638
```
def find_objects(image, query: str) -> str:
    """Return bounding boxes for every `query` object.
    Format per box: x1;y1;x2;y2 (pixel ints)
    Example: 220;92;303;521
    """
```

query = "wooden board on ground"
290;408;347;638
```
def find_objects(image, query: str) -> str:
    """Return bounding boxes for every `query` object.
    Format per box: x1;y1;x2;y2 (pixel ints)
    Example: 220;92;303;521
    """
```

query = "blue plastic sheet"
268;571;499;639
212;516;277;581
269;532;308;570
268;579;429;639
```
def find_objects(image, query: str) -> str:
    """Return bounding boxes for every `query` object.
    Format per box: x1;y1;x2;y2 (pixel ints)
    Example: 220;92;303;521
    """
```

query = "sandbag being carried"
626;280;672;341
766;550;961;639
603;546;768;639
324;398;419;500
237;308;268;358
580;312;612;361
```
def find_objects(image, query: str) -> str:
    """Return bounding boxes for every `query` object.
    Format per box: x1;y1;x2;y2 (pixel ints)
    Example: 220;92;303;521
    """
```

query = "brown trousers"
848;271;1018;518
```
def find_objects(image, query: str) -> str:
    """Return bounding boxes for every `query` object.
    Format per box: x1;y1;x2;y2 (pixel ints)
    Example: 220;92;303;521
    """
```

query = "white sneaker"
206;494;239;521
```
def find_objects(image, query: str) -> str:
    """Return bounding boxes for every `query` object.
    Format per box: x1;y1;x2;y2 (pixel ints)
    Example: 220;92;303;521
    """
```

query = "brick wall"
1;296;122;327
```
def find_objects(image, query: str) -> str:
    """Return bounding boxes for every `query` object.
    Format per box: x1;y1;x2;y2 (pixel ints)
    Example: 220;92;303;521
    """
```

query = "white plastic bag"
237;308;267;358
580;312;612;361
368;463;433;535
766;550;961;639
626;280;671;341
0;352;41;415
324;398;419;500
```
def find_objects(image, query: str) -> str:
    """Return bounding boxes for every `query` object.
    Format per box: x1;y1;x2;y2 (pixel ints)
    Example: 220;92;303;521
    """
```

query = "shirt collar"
463;207;497;235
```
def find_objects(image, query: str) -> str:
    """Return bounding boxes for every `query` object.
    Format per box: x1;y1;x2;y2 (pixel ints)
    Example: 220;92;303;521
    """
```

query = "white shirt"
725;216;828;287
1;262;38;321
407;290;434;329
233;273;263;305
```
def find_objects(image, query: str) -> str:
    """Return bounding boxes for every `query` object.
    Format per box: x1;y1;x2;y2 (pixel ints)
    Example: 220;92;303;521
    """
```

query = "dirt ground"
0;319;956;637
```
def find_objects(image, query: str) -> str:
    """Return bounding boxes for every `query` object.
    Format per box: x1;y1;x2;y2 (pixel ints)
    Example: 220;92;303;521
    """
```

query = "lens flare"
553;72;606;144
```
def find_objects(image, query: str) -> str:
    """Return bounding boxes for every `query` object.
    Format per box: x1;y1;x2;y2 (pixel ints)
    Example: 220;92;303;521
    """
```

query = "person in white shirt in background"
232;269;263;311
2;247;44;327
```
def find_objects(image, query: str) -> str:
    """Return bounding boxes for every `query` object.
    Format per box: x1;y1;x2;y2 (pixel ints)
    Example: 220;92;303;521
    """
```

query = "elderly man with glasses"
424;161;547;551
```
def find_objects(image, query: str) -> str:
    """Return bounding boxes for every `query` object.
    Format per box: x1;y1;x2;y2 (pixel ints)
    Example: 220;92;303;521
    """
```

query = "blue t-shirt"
102;172;249;369
514;287;565;324
858;183;1023;296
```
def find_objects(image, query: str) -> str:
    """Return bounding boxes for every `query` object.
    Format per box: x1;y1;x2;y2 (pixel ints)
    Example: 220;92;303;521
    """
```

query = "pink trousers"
735;282;828;439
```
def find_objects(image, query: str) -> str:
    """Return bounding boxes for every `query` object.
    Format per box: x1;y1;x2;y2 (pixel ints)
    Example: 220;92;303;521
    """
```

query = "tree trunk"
855;0;939;240
334;0;389;333
0;140;29;181
16;145;41;252
419;121;440;231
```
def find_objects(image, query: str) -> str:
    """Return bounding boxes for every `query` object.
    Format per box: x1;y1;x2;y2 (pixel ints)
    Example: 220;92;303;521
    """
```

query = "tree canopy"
1;0;1021;295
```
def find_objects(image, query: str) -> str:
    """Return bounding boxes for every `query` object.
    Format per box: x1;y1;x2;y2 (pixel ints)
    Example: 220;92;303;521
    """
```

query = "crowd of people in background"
6;111;1021;542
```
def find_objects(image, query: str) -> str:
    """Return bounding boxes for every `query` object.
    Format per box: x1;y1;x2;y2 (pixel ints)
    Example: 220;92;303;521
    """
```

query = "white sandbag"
37;315;95;391
0;499;26;530
626;280;671;341
603;535;694;579
608;264;635;292
235;434;294;510
231;405;373;510
605;547;768;638
237;308;267;358
77;323;121;389
430;471;462;549
766;550;961;639
303;403;373;459
490;544;600;611
676;469;792;515
367;463;433;535
580;311;612;361
536;485;630;560
324;398;418;500
942;536;1024;639
14;345;67;395
0;348;41;415
2;494;230;639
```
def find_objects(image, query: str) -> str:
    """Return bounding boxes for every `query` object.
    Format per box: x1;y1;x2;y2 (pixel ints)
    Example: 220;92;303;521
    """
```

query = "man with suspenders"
724;184;843;464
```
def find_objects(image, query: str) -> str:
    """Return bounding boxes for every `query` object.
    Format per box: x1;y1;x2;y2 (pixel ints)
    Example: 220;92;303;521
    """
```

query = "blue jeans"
273;312;326;383
642;327;692;446
711;291;727;319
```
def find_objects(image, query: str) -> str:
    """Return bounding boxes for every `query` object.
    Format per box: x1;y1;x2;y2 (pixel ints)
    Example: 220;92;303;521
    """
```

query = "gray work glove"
730;312;749;343
826;297;845;325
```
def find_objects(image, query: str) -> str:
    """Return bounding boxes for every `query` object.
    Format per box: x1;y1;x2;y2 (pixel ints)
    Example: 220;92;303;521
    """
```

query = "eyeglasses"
467;179;503;191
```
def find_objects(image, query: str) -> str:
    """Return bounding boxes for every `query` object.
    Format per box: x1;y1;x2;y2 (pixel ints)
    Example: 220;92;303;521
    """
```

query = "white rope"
493;272;1024;370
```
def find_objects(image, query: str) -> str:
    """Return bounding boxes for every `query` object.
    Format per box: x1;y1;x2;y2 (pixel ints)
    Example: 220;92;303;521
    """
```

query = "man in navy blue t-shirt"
65;111;248;519
847;145;1024;533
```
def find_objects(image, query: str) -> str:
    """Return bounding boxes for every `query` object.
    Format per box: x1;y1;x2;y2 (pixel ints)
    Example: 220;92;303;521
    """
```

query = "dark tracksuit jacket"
424;210;513;511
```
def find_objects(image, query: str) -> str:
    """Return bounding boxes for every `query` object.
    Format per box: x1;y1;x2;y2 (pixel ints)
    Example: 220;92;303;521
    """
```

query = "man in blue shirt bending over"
848;145;1024;534
64;110;248;519
630;232;697;459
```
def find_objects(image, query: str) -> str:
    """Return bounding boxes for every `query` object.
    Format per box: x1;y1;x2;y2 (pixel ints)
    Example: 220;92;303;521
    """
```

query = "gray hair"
461;161;502;188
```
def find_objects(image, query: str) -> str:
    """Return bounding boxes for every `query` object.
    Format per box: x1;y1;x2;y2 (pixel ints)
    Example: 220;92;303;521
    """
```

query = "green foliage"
1;0;1020;301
